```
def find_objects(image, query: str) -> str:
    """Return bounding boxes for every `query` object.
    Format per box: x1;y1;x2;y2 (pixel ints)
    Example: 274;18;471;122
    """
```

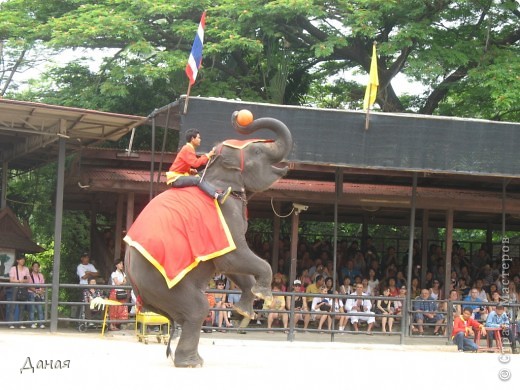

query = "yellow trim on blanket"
123;200;236;289
222;139;273;150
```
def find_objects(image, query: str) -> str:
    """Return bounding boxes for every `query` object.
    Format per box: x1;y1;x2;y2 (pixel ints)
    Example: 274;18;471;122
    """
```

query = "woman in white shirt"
109;259;129;331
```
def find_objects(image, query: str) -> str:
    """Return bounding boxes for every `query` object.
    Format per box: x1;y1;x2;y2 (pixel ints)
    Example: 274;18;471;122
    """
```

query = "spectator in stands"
353;251;366;275
214;278;232;331
463;288;485;320
339;276;353;296
479;264;495;286
473;279;488;302
299;268;312;287
311;285;333;333
377;288;396;334
457;247;472;276
382;246;398;269
395;271;407;289
488;290;502;312
411;277;421;299
458;277;471;299
387;277;400;298
367;268;380;296
265;282;288;333
429;279;443;300
203;286;216;332
340;258;361;281
76;252;99;285
308;258;322;280
324;276;334;294
393;285;407;320
448;289;462;318
424;271;434;289
452;307;486;352
361;277;372;295
345;283;375;334
28;261;45;329
272;272;287;292
333;291;348;332
83;277;105;327
286;279;309;329
8;255;30;329
226;281;242;324
460;266;472;288
485;304;511;347
473;247;490;271
413;289;444;336
305;274;324;306
109;259;129;331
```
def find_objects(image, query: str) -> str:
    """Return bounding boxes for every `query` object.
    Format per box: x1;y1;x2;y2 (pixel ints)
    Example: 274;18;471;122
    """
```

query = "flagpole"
183;11;206;115
364;41;378;131
183;83;192;114
365;94;371;131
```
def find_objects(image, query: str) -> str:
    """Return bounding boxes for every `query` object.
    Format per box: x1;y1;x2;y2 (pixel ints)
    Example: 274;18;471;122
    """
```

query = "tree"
1;0;518;121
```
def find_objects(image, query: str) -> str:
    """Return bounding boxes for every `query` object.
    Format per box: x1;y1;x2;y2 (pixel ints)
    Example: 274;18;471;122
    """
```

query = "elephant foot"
234;302;254;319
251;284;272;300
173;355;204;368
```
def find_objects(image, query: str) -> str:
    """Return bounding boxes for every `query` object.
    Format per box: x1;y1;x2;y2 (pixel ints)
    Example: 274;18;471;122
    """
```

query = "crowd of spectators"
230;235;520;336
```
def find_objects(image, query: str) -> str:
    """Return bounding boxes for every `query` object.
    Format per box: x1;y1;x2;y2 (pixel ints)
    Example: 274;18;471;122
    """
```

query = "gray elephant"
124;111;293;367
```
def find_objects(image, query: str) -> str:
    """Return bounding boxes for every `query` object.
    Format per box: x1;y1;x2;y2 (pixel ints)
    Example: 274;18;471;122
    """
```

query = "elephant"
124;111;293;367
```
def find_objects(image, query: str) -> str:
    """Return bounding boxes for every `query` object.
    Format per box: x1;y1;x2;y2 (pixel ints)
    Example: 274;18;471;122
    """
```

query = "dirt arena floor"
1;328;516;388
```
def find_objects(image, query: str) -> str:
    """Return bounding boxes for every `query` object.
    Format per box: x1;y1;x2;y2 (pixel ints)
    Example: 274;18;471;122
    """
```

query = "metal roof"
0;99;147;170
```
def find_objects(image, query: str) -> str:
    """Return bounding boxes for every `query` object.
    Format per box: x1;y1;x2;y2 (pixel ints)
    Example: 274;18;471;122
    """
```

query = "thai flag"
185;11;206;86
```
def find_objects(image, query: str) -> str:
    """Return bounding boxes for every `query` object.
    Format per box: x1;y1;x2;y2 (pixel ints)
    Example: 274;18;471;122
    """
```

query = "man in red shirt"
452;307;486;352
166;128;231;204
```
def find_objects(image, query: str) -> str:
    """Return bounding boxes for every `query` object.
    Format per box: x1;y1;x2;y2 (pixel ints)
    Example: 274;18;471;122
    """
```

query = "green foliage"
2;0;518;117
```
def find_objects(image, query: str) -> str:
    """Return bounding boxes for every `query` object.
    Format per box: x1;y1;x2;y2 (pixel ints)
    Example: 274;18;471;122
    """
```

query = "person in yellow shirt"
264;283;288;333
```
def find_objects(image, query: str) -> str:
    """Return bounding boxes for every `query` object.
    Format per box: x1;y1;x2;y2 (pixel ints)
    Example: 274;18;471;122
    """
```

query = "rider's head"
185;128;200;143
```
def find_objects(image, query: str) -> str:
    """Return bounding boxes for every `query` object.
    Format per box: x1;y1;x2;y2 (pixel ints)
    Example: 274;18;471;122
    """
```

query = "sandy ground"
0;329;516;389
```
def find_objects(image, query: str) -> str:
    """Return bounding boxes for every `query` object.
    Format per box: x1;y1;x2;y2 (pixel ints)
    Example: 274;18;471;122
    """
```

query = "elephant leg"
170;264;215;368
226;274;256;319
126;247;212;368
215;248;273;300
172;290;207;367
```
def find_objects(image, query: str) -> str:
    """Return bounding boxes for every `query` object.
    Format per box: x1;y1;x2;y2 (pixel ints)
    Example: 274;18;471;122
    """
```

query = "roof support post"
444;209;454;300
404;172;417;341
124;192;135;263
421;209;429;285
50;135;66;332
114;193;124;261
1;161;7;209
271;201;281;273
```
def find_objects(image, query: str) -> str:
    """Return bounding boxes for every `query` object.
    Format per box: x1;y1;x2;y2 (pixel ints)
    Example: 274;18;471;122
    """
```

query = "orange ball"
236;109;254;126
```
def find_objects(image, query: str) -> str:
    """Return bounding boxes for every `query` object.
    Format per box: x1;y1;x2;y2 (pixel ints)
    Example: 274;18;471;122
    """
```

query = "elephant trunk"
232;112;293;162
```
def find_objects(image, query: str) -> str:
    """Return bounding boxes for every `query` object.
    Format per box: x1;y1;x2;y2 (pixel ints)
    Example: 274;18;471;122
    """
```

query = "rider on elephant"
166;128;231;204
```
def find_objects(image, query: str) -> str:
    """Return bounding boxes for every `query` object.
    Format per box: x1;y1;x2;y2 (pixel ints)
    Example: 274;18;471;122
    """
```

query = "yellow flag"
363;43;379;110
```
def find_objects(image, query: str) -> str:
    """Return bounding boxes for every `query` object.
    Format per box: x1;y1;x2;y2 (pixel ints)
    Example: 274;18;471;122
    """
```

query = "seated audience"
452;307;486;352
413;289;444;336
286;280;309;329
264;283;288;333
311;285;333;332
485;304;511;346
345;283;375;334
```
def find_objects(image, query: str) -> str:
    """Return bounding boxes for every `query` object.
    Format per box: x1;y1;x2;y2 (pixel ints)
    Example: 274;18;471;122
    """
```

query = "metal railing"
1;281;517;353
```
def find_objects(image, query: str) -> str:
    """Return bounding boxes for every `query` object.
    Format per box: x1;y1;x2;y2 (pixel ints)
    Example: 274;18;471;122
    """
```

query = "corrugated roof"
80;167;506;201
0;99;147;170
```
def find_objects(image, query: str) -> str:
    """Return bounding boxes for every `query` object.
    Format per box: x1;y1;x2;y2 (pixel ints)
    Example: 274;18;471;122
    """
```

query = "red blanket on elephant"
124;187;236;288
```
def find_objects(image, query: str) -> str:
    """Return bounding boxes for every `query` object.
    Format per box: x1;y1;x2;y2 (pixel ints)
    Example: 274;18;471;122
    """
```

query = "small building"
0;207;44;278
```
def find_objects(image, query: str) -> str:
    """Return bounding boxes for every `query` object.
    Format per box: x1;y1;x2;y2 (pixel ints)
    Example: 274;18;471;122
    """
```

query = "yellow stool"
135;311;171;344
89;297;122;337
